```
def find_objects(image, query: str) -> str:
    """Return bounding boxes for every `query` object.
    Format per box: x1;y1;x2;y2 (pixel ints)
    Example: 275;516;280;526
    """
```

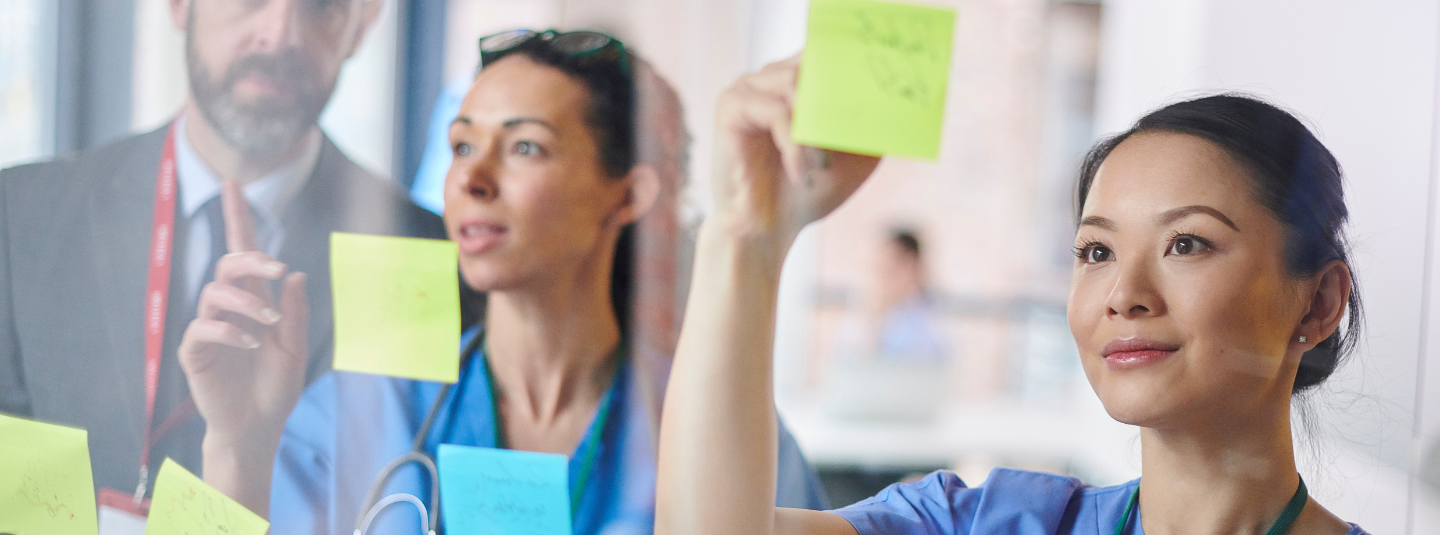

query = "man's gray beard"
185;33;333;156
193;85;316;155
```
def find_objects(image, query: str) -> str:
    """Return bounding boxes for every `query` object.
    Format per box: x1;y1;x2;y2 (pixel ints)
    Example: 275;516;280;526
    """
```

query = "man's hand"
177;179;307;516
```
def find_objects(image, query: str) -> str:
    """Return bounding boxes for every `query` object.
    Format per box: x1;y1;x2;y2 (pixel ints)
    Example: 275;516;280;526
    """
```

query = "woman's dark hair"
1075;94;1362;394
480;30;638;332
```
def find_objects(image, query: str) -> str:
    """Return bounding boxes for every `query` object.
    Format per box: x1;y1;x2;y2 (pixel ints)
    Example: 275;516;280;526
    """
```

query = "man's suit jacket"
0;125;447;495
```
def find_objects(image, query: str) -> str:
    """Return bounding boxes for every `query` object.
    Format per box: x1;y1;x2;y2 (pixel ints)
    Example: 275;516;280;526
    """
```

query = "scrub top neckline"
467;330;629;519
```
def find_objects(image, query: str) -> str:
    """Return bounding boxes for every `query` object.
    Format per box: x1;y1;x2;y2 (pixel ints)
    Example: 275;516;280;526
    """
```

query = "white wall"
0;0;57;168
1097;0;1440;532
130;0;185;134
316;0;397;177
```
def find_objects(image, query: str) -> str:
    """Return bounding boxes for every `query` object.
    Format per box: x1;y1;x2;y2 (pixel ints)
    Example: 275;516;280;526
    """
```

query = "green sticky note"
144;458;267;535
331;232;462;383
793;0;956;160
0;414;98;535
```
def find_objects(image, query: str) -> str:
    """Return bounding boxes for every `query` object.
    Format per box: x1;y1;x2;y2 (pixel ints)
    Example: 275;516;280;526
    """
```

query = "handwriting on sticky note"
439;445;571;535
0;414;98;535
855;7;947;106
331;232;462;383
143;458;267;535
793;0;956;160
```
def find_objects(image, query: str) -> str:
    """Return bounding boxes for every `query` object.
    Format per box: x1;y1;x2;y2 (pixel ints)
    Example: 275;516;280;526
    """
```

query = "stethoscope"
352;331;486;535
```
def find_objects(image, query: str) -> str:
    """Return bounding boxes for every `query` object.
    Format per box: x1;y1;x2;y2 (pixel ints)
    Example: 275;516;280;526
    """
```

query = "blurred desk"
780;394;1143;487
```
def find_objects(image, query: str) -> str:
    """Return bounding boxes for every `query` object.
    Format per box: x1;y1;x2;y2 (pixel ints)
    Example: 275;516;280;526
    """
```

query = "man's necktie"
195;195;228;302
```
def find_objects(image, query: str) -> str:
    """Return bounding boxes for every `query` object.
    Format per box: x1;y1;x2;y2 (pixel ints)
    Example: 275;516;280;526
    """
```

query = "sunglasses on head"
478;29;630;73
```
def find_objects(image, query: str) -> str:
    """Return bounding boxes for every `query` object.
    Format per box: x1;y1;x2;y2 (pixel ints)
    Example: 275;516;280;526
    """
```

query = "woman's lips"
453;219;508;254
1101;337;1181;367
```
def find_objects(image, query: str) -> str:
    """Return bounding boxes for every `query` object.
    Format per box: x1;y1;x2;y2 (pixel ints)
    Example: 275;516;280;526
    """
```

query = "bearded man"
0;0;443;506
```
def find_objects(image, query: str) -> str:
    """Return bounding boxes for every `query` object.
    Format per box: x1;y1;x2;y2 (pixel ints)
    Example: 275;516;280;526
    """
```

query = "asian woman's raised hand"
656;55;873;535
709;55;880;261
177;178;309;517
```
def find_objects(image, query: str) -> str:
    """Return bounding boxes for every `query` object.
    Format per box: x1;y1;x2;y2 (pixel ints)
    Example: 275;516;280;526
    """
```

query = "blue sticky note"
438;444;571;535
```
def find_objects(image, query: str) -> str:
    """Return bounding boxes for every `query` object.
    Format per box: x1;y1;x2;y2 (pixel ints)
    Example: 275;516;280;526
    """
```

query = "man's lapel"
80;126;171;471
278;138;348;382
88;127;172;424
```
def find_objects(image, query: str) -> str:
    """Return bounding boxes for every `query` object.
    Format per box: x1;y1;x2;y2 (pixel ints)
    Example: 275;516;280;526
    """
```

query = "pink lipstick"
1101;338;1180;367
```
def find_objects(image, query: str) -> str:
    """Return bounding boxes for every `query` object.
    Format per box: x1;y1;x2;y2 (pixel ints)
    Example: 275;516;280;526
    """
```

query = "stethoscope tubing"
352;331;485;535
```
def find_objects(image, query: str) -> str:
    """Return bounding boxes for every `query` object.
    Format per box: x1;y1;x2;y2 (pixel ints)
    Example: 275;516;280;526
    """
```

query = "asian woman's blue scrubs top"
269;326;828;535
832;468;1371;535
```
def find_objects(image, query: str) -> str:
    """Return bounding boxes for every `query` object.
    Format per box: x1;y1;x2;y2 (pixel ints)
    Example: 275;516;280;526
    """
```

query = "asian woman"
654;56;1368;535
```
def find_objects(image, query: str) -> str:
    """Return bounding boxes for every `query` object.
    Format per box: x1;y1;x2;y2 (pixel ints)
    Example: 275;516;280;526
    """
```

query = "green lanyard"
1113;476;1308;535
481;346;623;521
568;378;616;519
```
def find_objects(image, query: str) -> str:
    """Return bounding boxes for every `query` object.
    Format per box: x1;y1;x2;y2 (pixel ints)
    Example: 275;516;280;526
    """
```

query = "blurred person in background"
0;0;443;508
862;228;947;362
184;30;827;534
825;227;949;421
654;54;1369;535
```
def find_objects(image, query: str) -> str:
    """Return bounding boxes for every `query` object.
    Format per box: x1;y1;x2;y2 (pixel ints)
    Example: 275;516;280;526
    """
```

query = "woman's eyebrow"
1157;205;1240;231
502;117;558;133
448;116;559;134
1079;215;1116;231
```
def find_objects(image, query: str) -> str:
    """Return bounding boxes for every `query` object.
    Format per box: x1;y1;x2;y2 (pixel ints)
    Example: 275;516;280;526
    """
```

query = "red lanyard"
135;124;179;502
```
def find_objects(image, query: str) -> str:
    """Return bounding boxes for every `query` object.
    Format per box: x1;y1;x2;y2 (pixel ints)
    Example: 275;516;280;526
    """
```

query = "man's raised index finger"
221;178;261;253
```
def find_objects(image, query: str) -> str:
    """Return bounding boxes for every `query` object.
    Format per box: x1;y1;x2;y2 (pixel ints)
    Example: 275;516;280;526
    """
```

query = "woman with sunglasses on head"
181;30;828;535
655;56;1369;535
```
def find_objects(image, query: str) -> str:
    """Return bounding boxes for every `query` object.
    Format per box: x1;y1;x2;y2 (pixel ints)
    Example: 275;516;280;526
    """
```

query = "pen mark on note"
155;486;247;534
438;446;571;535
852;8;948;108
376;279;437;319
17;461;81;522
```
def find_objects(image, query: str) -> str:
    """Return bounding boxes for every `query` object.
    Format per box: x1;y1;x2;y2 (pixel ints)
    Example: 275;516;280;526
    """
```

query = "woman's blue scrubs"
270;327;827;535
832;468;1371;535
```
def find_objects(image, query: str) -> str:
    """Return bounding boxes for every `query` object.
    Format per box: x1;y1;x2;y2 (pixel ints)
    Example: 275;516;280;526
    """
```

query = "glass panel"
3;0;1437;532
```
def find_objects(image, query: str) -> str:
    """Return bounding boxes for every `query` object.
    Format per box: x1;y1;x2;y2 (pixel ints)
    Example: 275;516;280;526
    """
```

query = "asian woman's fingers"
734;78;806;192
742;54;800;106
713;82;793;235
716;56;880;233
736;56;878;193
717;81;795;171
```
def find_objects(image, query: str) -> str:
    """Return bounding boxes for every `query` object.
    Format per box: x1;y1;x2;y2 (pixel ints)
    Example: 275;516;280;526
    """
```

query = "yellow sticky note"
144;459;267;535
793;0;956;160
331;232;462;383
0;414;98;535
